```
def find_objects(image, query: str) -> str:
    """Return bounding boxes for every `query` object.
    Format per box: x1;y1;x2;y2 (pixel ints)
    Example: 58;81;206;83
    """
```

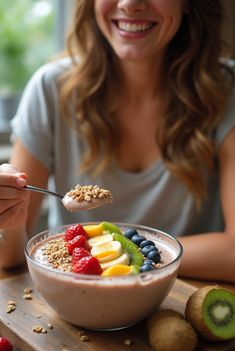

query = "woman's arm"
178;128;235;283
0;140;49;268
10;140;50;234
178;232;235;283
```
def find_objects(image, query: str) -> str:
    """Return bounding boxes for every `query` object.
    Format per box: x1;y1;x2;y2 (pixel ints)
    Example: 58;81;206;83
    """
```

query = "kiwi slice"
101;221;122;234
113;232;144;267
185;285;235;341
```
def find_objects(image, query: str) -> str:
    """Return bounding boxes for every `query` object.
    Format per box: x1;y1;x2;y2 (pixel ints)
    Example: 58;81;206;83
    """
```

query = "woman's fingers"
0;163;28;187
0;163;29;229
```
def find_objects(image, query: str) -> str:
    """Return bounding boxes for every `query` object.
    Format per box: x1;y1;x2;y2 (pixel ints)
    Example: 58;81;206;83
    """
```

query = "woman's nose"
117;0;147;14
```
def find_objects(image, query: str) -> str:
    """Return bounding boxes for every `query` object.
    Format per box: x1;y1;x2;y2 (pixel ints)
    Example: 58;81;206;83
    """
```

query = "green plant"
0;0;54;94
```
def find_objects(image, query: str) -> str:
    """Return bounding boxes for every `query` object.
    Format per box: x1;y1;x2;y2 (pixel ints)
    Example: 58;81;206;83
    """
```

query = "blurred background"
0;0;74;133
0;0;234;232
0;0;75;231
0;0;234;136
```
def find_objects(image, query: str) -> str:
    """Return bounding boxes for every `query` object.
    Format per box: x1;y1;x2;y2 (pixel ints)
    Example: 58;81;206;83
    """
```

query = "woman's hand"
0;163;30;230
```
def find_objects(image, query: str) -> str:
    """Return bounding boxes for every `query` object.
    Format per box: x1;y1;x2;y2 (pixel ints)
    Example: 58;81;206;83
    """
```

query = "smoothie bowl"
25;222;183;331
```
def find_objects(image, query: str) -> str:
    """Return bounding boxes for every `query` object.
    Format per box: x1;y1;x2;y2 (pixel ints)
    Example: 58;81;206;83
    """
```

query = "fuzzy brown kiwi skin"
185;285;233;341
148;309;184;330
148;310;198;351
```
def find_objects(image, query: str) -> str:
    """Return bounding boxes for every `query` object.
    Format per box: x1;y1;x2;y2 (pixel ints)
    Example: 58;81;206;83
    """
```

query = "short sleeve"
10;63;58;171
215;60;235;145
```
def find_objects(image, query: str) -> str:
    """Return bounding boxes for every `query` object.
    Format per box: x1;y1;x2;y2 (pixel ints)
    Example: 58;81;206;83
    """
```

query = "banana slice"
100;253;129;270
88;234;113;247
91;241;122;263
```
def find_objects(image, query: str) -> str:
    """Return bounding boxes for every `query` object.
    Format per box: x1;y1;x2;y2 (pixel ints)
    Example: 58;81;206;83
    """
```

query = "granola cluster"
42;238;72;272
66;184;112;203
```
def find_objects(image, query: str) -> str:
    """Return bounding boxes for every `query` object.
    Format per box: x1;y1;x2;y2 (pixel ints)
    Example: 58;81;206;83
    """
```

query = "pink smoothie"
26;224;182;330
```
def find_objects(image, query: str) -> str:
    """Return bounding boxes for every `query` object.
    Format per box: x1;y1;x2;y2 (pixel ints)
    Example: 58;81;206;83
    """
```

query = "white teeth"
118;21;152;33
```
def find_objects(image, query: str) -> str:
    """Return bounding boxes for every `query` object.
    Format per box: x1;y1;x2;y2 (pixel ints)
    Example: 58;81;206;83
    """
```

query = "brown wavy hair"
59;0;234;202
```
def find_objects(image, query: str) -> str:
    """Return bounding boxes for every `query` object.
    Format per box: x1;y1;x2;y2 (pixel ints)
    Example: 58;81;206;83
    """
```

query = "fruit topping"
66;235;90;255
113;233;144;267
83;221;122;238
88;234;113;247
100;253;129;270
101;221;122;234
146;250;161;263
83;223;104;237
71;247;91;265
139;264;155;273
91;241;122;263
185;285;235;341
124;228;138;239
131;234;146;246
140;240;156;248
102;264;138;276
72;256;103;275
0;337;13;351
141;245;158;257
64;224;88;241
45;222;163;276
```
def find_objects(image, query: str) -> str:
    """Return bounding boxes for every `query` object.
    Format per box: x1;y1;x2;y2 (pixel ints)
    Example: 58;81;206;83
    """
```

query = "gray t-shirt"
11;58;235;237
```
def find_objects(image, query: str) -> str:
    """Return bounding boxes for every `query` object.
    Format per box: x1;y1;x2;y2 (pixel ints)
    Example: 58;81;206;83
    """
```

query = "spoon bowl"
24;184;113;211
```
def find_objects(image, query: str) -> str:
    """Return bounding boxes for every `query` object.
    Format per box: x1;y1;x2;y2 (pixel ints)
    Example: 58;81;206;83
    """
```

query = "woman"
0;0;235;282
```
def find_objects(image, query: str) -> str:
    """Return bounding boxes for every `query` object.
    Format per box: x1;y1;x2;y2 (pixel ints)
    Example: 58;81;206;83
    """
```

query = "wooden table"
0;265;235;351
184;278;235;294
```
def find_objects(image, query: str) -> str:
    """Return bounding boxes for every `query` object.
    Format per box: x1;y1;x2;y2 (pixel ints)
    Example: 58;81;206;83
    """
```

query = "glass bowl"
25;223;183;331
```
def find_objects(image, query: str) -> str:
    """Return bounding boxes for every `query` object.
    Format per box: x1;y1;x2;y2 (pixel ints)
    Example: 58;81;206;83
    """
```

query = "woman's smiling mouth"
114;20;156;34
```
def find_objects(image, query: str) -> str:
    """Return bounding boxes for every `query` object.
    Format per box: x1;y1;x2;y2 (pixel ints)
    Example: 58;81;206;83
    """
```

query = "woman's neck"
117;56;165;101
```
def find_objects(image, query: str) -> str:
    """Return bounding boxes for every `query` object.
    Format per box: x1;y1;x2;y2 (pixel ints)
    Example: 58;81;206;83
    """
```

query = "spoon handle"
24;185;64;200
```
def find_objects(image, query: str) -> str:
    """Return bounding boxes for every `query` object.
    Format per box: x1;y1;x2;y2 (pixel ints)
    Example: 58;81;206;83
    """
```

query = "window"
0;0;55;94
0;0;74;133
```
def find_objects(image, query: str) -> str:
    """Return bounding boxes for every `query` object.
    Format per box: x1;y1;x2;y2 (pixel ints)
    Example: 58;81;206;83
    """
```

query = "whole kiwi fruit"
185;285;235;341
147;309;197;351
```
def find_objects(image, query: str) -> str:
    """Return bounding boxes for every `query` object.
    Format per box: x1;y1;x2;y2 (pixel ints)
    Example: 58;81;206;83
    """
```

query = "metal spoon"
24;185;63;199
24;184;113;211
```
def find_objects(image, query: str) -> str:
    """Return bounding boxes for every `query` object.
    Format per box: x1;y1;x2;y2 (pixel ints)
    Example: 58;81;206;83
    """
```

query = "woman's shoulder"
220;57;235;69
215;58;235;144
30;56;74;86
220;57;235;81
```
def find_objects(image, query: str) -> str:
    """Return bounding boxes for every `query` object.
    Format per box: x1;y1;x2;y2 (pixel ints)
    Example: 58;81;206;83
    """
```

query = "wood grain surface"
0;272;234;351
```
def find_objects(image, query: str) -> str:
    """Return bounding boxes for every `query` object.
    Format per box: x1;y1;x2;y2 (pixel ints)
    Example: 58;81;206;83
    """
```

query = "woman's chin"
115;50;148;62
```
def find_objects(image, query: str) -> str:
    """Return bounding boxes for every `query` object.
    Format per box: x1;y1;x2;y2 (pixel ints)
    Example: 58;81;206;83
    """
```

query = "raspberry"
71;247;91;265
64;224;88;242
67;235;90;255
0;337;13;351
72;256;103;275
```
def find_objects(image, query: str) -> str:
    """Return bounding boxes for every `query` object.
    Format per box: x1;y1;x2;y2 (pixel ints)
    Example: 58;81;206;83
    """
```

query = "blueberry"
145;259;155;266
140;240;156;249
124;229;138;239
147;250;161;263
131;234;145;246
141;245;158;257
139;264;154;273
